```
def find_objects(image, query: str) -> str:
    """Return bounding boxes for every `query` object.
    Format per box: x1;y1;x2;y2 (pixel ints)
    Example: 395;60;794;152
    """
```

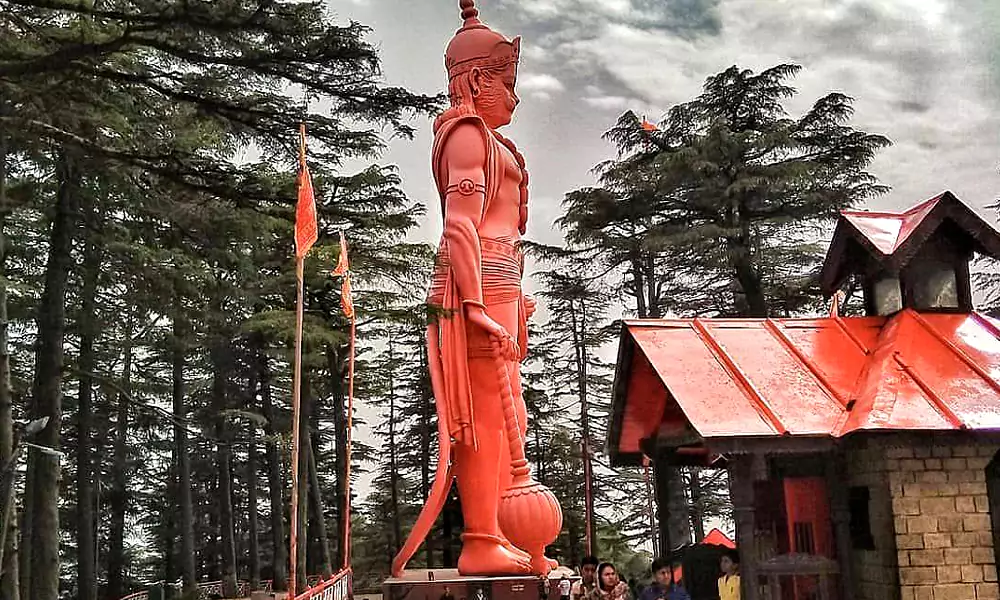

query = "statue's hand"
524;295;537;319
466;304;519;361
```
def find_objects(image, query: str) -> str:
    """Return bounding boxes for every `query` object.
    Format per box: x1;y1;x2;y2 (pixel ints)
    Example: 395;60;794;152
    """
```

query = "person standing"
640;558;690;600
586;563;632;600
718;551;740;600
573;556;600;600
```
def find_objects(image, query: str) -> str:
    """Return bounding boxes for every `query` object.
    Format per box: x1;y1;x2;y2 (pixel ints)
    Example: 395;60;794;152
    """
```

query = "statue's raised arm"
391;0;562;578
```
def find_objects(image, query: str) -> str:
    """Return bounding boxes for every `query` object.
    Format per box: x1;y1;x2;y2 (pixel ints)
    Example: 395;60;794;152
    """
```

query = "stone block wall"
886;442;999;600
846;444;901;600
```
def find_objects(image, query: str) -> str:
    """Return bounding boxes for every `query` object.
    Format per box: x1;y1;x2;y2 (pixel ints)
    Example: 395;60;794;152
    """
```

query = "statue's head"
438;0;520;130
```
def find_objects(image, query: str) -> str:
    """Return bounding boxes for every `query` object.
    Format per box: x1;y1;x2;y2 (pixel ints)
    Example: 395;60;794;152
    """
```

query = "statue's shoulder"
433;114;494;159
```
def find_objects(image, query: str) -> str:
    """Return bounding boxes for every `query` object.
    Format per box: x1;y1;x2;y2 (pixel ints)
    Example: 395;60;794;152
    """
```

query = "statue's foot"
458;533;531;576
500;538;530;561
499;540;558;571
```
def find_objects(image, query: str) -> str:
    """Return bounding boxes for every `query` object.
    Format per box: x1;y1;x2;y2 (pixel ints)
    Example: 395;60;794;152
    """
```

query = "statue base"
383;569;579;600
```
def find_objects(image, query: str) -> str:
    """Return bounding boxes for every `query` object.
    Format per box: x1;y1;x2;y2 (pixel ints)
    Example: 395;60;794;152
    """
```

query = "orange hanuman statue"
392;0;562;578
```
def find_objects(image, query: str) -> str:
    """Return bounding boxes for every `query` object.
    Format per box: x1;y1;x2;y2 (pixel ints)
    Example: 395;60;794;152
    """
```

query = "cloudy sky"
325;0;999;517
329;0;1000;248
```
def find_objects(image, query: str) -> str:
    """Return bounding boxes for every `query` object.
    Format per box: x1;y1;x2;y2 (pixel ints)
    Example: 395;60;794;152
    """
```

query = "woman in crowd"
586;562;632;600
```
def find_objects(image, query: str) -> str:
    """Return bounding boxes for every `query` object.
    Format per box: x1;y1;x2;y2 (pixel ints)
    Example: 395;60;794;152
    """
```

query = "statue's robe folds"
427;114;528;450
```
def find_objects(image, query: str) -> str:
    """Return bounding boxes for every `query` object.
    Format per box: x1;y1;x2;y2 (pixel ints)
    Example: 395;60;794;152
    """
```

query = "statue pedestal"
383;570;578;600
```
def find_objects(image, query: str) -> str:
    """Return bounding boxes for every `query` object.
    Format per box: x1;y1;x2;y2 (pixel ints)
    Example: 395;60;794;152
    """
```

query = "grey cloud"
630;0;721;36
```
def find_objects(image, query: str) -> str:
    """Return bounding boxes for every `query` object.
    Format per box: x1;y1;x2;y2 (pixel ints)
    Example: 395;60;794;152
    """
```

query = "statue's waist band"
428;237;523;306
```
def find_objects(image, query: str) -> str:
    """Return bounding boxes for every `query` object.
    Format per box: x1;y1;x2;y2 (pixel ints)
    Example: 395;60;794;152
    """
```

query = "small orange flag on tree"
341;275;355;320
332;230;349;277
333;231;354;319
295;126;318;258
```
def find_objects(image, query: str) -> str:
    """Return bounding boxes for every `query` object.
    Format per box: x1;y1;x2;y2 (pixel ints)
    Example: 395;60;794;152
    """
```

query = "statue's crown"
445;0;520;80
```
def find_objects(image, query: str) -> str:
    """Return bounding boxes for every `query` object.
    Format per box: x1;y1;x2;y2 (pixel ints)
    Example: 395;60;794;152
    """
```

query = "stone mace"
494;350;563;575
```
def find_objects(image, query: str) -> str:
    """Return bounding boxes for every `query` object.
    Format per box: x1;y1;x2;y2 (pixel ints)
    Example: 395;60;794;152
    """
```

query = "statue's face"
471;63;519;129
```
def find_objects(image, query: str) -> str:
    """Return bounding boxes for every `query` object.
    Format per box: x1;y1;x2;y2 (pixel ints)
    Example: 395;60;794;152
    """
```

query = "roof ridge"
838;312;907;436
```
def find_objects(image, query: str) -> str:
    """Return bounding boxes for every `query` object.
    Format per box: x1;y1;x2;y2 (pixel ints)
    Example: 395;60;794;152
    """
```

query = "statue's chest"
495;141;523;188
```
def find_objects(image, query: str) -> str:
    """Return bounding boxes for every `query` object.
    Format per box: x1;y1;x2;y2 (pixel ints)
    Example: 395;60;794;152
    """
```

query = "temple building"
608;192;1000;600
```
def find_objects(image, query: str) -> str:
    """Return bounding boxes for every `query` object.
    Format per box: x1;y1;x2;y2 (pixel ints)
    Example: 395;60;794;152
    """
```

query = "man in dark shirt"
572;556;600;600
639;558;690;600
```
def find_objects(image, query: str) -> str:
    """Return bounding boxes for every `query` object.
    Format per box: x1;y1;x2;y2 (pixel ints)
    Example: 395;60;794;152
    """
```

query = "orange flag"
295;128;318;258
332;231;349;276
341;274;355;320
333;231;354;319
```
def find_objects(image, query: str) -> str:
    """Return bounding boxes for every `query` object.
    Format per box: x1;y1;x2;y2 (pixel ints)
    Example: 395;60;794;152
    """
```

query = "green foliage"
0;0;441;596
561;63;891;318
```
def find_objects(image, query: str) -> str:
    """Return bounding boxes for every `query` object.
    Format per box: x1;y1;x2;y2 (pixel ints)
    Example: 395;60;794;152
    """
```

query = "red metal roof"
702;528;735;548
840;196;940;255
820;191;1000;295
610;310;1000;463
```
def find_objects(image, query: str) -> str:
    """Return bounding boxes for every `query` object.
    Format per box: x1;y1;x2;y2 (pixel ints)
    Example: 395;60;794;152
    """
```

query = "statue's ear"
469;67;482;98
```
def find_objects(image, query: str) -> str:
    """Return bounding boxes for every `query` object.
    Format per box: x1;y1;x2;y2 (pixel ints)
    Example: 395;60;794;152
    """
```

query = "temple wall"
846;443;901;600
883;441;999;600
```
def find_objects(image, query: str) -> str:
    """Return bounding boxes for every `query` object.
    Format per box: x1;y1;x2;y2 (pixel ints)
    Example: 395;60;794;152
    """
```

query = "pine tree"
564;64;890;319
532;250;615;558
1;0;439;596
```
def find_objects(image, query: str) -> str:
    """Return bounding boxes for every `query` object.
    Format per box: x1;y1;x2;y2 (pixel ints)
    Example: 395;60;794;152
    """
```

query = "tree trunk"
163;462;176;588
0;109;19;600
729;220;767;317
630;252;647;318
75;191;101;600
211;344;239;598
326;347;347;569
247;372;261;590
688;469;706;542
261;356;288;592
388;340;402;560
207;474;221;582
570;300;595;557
29;150;80;600
107;316;134;600
306;432;332;577
172;293;197;595
18;453;33;600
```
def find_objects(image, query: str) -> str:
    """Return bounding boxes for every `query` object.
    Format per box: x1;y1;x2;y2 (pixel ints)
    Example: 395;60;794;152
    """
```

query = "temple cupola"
820;191;1000;316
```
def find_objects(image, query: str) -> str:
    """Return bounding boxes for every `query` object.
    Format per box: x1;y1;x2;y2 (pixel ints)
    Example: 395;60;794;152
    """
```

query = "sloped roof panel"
611;311;1000;458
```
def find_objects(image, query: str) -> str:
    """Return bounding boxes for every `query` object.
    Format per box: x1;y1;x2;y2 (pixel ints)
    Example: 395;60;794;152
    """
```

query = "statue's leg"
454;348;530;575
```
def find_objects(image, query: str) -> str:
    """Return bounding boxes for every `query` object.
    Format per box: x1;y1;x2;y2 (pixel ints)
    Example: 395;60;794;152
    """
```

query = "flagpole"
289;124;308;600
343;310;355;570
332;232;355;571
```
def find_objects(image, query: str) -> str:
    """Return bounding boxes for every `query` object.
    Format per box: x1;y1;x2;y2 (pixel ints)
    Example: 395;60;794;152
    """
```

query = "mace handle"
494;354;530;479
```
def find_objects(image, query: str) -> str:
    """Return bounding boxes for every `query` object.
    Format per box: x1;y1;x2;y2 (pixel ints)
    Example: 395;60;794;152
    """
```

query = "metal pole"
342;316;355;570
289;254;305;600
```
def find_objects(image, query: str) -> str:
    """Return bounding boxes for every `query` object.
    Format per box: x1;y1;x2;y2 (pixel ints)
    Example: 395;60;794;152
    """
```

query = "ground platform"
383;569;579;600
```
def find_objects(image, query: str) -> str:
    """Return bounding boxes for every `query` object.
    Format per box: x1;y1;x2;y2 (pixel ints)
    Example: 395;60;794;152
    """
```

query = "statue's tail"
392;323;454;577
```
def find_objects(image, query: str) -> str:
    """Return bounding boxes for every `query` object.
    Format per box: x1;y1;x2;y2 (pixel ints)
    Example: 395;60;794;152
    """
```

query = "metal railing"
119;571;350;600
294;569;352;600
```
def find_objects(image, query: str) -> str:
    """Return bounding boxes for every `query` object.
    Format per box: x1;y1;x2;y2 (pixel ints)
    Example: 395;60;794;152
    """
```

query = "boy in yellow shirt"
718;550;740;600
